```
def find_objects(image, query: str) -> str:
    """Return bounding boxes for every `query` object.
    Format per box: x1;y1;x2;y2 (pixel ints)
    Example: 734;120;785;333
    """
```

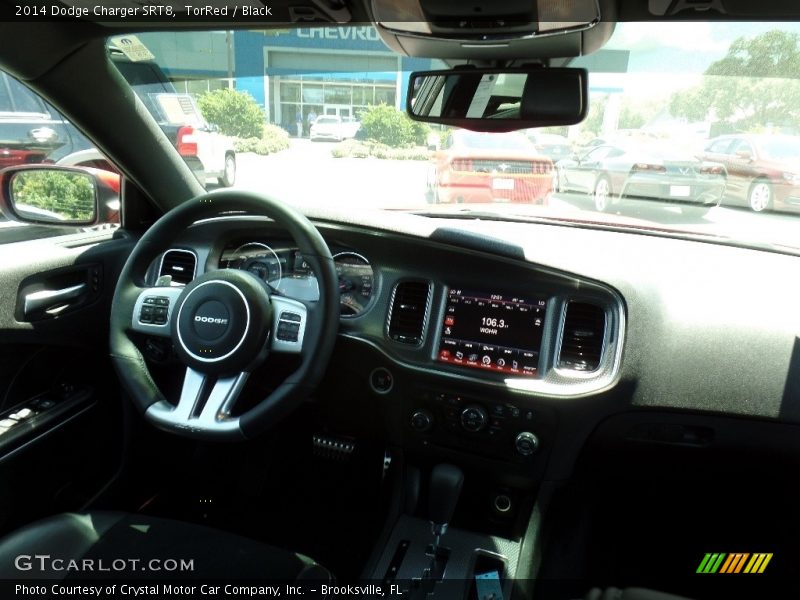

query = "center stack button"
460;404;488;432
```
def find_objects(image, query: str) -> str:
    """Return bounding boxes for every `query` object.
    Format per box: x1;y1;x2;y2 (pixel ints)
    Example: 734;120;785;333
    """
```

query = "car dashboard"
140;209;800;486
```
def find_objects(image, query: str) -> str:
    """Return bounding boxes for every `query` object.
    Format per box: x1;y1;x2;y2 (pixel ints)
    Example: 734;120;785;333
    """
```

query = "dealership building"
137;27;630;137
138;26;434;131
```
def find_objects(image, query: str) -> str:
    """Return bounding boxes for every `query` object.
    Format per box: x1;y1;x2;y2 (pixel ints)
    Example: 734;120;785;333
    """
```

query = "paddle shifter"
425;463;464;579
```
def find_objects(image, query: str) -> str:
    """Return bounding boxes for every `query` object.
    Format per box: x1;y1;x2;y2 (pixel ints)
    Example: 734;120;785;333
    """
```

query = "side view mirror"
0;165;118;226
736;149;753;161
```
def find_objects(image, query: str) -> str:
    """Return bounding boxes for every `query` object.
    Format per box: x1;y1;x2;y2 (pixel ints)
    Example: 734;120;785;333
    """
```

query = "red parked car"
702;134;800;212
426;129;553;204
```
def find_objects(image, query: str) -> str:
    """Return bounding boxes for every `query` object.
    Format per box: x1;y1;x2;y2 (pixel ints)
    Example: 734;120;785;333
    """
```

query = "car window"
731;139;755;156
0;69;120;243
707;138;734;154
583;146;613;161
0;73;47;115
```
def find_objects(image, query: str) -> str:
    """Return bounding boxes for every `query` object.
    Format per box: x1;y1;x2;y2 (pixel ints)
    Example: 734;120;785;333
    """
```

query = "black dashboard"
141;209;800;485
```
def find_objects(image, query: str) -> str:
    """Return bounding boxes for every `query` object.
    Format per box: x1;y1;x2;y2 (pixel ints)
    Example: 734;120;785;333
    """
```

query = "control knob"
410;409;434;433
515;431;539;456
460;404;489;432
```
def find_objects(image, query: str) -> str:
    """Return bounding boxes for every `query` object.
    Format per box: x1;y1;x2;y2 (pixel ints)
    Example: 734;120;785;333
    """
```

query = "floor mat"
136;414;392;582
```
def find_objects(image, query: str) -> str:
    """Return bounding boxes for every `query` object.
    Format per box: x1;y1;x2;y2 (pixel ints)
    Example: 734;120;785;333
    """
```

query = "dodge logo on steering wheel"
195;315;229;325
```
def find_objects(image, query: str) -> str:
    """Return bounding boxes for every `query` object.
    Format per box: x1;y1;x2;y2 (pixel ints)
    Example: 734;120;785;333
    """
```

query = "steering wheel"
109;191;339;441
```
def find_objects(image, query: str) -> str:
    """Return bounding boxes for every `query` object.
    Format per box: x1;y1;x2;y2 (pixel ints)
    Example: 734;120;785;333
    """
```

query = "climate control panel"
407;389;549;463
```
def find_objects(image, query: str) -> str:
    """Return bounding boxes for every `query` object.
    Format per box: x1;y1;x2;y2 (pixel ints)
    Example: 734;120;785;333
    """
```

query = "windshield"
118;23;800;251
759;137;800;161
455;131;534;151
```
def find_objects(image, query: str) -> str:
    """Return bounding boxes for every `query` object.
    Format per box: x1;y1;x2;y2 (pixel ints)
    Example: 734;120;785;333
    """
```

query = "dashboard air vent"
558;301;606;372
388;281;431;345
159;249;196;286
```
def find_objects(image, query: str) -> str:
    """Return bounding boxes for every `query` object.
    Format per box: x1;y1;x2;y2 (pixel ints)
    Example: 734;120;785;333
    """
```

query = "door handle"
24;283;87;316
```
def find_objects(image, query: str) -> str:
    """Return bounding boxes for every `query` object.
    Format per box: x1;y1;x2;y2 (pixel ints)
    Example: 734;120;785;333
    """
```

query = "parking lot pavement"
234;138;431;210
550;190;800;250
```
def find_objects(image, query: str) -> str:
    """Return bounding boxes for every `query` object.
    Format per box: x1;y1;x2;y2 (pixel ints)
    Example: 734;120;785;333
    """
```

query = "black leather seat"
0;512;331;581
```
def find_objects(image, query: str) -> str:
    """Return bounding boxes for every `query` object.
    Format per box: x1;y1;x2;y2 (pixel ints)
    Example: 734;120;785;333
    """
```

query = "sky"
593;22;800;100
607;22;800;73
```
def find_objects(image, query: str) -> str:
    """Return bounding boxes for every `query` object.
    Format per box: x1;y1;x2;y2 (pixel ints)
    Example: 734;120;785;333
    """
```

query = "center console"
369;463;523;600
407;387;553;466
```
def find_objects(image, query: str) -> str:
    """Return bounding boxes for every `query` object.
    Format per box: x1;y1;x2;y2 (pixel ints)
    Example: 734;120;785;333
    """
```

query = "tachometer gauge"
224;242;282;289
333;252;374;316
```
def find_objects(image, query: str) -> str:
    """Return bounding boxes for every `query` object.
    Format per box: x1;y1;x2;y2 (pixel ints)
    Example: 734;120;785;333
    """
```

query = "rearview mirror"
407;67;588;133
0;166;99;225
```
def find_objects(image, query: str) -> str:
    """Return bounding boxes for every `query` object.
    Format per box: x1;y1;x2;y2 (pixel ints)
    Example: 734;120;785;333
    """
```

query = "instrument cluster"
219;242;375;316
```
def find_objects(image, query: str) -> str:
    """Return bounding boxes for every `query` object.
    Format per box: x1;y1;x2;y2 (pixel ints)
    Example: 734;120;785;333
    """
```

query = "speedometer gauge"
223;242;283;289
333;252;374;316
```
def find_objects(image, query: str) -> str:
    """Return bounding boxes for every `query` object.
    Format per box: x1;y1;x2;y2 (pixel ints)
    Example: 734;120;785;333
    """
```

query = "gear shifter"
425;464;463;580
429;463;464;539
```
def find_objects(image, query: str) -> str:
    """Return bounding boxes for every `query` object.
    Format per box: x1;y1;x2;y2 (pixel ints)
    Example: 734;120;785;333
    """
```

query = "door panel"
0;231;135;534
725;139;756;199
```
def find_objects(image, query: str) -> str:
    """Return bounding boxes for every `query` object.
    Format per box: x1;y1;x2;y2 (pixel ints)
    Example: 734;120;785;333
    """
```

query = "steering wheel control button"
276;311;302;342
139;296;171;325
460;404;489;432
514;431;539;456
139;305;154;323
153;307;168;325
369;367;394;394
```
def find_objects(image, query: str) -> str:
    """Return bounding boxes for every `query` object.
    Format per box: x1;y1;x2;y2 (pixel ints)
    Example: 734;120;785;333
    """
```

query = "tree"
359;104;418;148
197;89;265;138
670;30;800;133
12;171;95;221
582;94;608;136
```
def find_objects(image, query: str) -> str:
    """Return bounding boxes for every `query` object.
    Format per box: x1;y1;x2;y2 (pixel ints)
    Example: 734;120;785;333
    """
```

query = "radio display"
437;289;547;376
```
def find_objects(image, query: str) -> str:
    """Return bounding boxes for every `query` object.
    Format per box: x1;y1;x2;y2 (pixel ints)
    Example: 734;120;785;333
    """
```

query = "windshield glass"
117;23;800;251
759;137;800;161
455;131;534;151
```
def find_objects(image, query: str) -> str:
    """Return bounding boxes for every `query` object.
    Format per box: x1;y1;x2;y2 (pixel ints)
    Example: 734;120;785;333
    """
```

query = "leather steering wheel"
109;191;339;440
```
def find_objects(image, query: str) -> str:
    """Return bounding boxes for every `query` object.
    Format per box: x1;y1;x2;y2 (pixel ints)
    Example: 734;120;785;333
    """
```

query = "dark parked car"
555;143;726;213
0;71;94;169
702;134;800;212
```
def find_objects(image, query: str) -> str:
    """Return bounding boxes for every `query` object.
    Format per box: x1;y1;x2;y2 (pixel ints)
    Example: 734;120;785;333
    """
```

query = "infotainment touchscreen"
437;289;546;376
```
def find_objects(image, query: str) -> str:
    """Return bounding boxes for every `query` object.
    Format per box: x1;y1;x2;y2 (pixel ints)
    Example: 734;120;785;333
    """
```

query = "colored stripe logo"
697;553;773;574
